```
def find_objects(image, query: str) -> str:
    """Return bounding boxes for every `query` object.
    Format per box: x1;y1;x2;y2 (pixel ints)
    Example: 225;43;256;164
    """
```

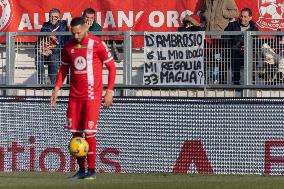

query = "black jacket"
40;20;69;54
178;26;203;32
224;20;259;49
224;20;259;32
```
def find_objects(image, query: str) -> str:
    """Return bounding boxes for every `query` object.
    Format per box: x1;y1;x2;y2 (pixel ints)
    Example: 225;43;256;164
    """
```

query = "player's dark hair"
70;17;85;27
83;8;95;16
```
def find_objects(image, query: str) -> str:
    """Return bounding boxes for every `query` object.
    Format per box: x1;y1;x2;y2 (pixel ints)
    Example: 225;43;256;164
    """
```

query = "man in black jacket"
36;8;69;84
224;8;259;85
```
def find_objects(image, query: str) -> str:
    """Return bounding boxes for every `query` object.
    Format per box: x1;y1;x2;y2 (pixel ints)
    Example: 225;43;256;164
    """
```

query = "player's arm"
98;41;116;107
50;45;71;107
50;62;70;107
50;86;60;107
104;60;116;107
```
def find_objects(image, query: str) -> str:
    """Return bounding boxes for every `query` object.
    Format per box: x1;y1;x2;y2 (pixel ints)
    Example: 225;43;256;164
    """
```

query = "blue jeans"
36;53;61;84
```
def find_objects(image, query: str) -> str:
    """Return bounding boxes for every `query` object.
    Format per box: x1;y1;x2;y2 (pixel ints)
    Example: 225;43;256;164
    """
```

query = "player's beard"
83;32;87;40
75;32;88;43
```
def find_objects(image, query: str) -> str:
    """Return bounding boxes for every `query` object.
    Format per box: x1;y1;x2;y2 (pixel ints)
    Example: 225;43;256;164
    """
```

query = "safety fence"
0;96;284;175
0;31;284;97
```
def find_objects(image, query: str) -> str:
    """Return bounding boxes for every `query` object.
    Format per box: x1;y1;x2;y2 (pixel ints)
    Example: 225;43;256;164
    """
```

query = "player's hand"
50;90;58;107
103;90;113;107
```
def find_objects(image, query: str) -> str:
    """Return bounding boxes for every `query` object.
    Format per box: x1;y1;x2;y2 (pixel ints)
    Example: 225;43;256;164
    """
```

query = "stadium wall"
0;97;283;175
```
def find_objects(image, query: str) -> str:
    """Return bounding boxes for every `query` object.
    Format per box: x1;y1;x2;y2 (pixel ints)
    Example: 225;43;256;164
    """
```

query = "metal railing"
1;31;284;97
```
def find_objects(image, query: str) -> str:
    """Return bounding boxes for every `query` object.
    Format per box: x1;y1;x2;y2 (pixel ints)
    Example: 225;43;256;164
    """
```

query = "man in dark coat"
36;8;69;84
224;8;259;84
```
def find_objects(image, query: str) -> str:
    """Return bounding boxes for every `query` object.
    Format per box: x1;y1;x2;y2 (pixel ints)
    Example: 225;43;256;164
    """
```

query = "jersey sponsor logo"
0;0;12;31
74;56;87;70
257;0;284;30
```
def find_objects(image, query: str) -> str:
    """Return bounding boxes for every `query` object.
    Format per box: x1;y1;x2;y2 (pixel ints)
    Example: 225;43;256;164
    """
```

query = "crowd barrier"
0;31;284;97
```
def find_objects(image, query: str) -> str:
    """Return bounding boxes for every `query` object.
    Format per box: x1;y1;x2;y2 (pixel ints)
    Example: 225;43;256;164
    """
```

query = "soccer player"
50;17;116;180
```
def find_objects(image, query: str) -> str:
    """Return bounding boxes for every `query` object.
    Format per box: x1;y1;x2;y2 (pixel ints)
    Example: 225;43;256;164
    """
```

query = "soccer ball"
68;137;89;158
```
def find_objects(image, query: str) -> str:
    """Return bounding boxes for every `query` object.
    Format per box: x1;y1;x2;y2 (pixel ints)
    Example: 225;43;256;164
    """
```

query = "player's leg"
83;95;102;180
69;132;86;179
66;100;86;179
84;132;97;180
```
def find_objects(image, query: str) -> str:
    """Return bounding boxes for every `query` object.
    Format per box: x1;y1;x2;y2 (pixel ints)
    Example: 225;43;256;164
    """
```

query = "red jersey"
55;34;116;100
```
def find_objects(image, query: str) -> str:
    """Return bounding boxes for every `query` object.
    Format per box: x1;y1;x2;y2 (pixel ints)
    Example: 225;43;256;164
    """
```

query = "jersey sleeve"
61;44;71;65
97;41;114;64
97;41;116;90
55;44;70;88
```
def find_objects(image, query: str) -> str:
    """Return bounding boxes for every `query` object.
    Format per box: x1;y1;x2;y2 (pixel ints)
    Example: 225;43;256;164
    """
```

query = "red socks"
85;133;96;170
72;132;96;170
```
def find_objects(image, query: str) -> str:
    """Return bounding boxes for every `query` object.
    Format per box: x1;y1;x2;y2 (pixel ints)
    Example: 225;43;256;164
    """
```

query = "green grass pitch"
0;172;283;189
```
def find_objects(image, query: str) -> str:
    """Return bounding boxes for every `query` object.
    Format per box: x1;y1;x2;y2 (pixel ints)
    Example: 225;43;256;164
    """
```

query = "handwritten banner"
144;32;205;85
0;0;277;32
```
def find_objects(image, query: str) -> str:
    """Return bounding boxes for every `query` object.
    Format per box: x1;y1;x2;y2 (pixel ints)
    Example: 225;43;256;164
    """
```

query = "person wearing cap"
178;15;203;32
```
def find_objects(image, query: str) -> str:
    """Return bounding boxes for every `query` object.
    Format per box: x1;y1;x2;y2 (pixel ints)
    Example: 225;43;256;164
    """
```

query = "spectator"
178;15;203;32
36;8;69;84
200;0;239;31
224;8;259;84
258;38;284;85
82;8;102;32
82;8;122;63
